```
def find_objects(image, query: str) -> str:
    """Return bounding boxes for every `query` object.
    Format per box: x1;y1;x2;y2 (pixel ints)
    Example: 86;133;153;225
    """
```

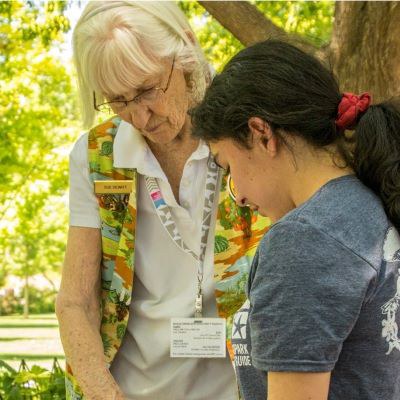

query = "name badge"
170;318;226;358
94;180;133;194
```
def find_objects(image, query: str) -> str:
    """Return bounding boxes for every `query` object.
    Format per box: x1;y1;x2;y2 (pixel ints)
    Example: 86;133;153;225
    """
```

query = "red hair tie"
335;92;371;131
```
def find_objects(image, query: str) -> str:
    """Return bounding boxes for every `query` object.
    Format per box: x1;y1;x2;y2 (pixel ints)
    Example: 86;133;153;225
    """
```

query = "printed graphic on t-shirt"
232;299;252;367
381;227;400;355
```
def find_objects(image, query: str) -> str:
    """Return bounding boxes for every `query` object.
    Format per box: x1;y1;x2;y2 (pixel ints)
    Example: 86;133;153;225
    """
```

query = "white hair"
73;1;209;128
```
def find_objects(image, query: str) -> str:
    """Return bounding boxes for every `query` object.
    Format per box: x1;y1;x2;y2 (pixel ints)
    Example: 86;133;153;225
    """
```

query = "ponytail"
353;98;400;231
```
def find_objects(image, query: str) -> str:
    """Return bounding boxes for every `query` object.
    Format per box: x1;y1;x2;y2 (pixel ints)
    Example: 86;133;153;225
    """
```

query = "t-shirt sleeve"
69;133;101;228
249;220;376;372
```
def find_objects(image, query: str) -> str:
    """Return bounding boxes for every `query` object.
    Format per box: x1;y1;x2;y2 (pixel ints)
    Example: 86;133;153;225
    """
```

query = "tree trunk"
200;1;400;103
329;1;400;102
23;275;29;318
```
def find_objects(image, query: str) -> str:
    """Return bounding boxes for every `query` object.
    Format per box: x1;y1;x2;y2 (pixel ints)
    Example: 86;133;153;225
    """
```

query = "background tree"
194;1;399;102
330;1;400;101
0;0;78;316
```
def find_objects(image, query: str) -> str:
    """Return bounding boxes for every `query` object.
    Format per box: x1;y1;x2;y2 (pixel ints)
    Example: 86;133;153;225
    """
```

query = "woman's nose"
120;103;151;131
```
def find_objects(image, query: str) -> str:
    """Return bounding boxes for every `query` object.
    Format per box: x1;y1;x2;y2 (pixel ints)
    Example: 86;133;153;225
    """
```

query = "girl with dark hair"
191;40;400;400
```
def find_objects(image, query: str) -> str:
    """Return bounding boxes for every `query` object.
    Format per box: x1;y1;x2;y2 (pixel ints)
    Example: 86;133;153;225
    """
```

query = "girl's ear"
248;117;279;156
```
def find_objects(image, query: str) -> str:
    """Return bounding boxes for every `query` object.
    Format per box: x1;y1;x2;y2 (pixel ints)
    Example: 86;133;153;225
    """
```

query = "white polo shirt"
69;120;237;400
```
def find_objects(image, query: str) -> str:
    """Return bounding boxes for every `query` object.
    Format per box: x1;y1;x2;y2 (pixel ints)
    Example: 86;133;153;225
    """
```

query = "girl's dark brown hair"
191;40;400;230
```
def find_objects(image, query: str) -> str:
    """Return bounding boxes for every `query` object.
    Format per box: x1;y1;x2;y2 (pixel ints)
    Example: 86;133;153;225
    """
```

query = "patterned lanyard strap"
145;154;219;317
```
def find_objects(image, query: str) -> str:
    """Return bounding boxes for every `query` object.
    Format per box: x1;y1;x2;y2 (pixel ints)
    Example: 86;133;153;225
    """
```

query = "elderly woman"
55;2;269;400
191;40;400;400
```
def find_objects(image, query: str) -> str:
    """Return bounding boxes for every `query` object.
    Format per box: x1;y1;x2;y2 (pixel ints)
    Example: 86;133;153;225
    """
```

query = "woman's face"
210;118;296;222
106;58;191;145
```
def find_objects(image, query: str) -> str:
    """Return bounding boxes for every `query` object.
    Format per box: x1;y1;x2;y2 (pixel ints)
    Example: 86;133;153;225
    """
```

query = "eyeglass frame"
93;57;175;112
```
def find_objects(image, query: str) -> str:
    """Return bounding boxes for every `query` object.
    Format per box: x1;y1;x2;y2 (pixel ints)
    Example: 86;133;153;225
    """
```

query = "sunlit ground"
0;314;64;370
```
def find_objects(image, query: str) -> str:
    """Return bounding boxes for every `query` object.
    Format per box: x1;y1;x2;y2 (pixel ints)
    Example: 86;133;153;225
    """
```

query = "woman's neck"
145;119;200;202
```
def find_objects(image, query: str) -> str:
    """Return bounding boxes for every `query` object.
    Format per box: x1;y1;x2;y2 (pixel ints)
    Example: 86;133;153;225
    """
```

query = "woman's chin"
144;128;181;146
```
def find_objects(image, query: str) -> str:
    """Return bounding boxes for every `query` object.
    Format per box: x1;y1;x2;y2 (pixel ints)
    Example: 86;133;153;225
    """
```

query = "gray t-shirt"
232;175;400;399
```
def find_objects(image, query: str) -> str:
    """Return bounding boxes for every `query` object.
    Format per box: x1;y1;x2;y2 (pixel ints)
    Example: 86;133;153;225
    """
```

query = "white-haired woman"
55;2;269;399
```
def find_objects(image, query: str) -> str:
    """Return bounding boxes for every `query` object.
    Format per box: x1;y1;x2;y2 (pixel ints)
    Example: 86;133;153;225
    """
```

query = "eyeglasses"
93;57;175;113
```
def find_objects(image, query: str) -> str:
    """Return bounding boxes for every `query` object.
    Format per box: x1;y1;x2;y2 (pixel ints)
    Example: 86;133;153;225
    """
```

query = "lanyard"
145;154;219;318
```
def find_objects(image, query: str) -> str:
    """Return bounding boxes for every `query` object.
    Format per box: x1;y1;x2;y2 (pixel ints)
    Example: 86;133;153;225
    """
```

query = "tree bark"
23;275;29;318
200;1;400;104
330;1;400;102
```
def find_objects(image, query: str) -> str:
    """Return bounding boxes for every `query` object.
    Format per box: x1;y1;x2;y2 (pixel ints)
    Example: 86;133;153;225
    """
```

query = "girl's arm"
267;371;331;400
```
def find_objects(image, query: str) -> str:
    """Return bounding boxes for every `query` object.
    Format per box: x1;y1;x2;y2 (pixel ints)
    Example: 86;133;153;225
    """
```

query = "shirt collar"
113;120;210;179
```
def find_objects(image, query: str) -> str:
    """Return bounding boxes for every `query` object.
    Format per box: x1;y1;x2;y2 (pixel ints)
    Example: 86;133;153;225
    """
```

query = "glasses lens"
134;88;159;105
108;102;126;113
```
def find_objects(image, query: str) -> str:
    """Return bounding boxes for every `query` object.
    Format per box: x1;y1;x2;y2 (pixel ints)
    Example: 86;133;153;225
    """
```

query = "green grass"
1;314;57;320
0;314;64;368
0;314;58;328
0;323;58;328
0;354;65;361
0;337;49;341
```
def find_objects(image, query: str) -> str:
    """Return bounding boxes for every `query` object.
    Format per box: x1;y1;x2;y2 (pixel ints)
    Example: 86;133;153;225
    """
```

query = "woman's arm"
56;226;125;400
267;371;331;400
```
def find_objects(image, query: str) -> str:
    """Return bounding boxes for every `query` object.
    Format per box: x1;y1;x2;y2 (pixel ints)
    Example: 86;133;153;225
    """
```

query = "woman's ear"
248;117;278;156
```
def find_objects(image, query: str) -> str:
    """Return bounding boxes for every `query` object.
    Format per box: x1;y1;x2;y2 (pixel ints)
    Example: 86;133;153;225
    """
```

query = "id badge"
94;180;133;194
170;318;226;358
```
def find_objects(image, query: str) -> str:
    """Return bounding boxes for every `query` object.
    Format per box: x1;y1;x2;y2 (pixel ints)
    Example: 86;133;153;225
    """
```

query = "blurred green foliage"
0;0;79;314
179;1;244;71
0;286;57;316
254;1;334;47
